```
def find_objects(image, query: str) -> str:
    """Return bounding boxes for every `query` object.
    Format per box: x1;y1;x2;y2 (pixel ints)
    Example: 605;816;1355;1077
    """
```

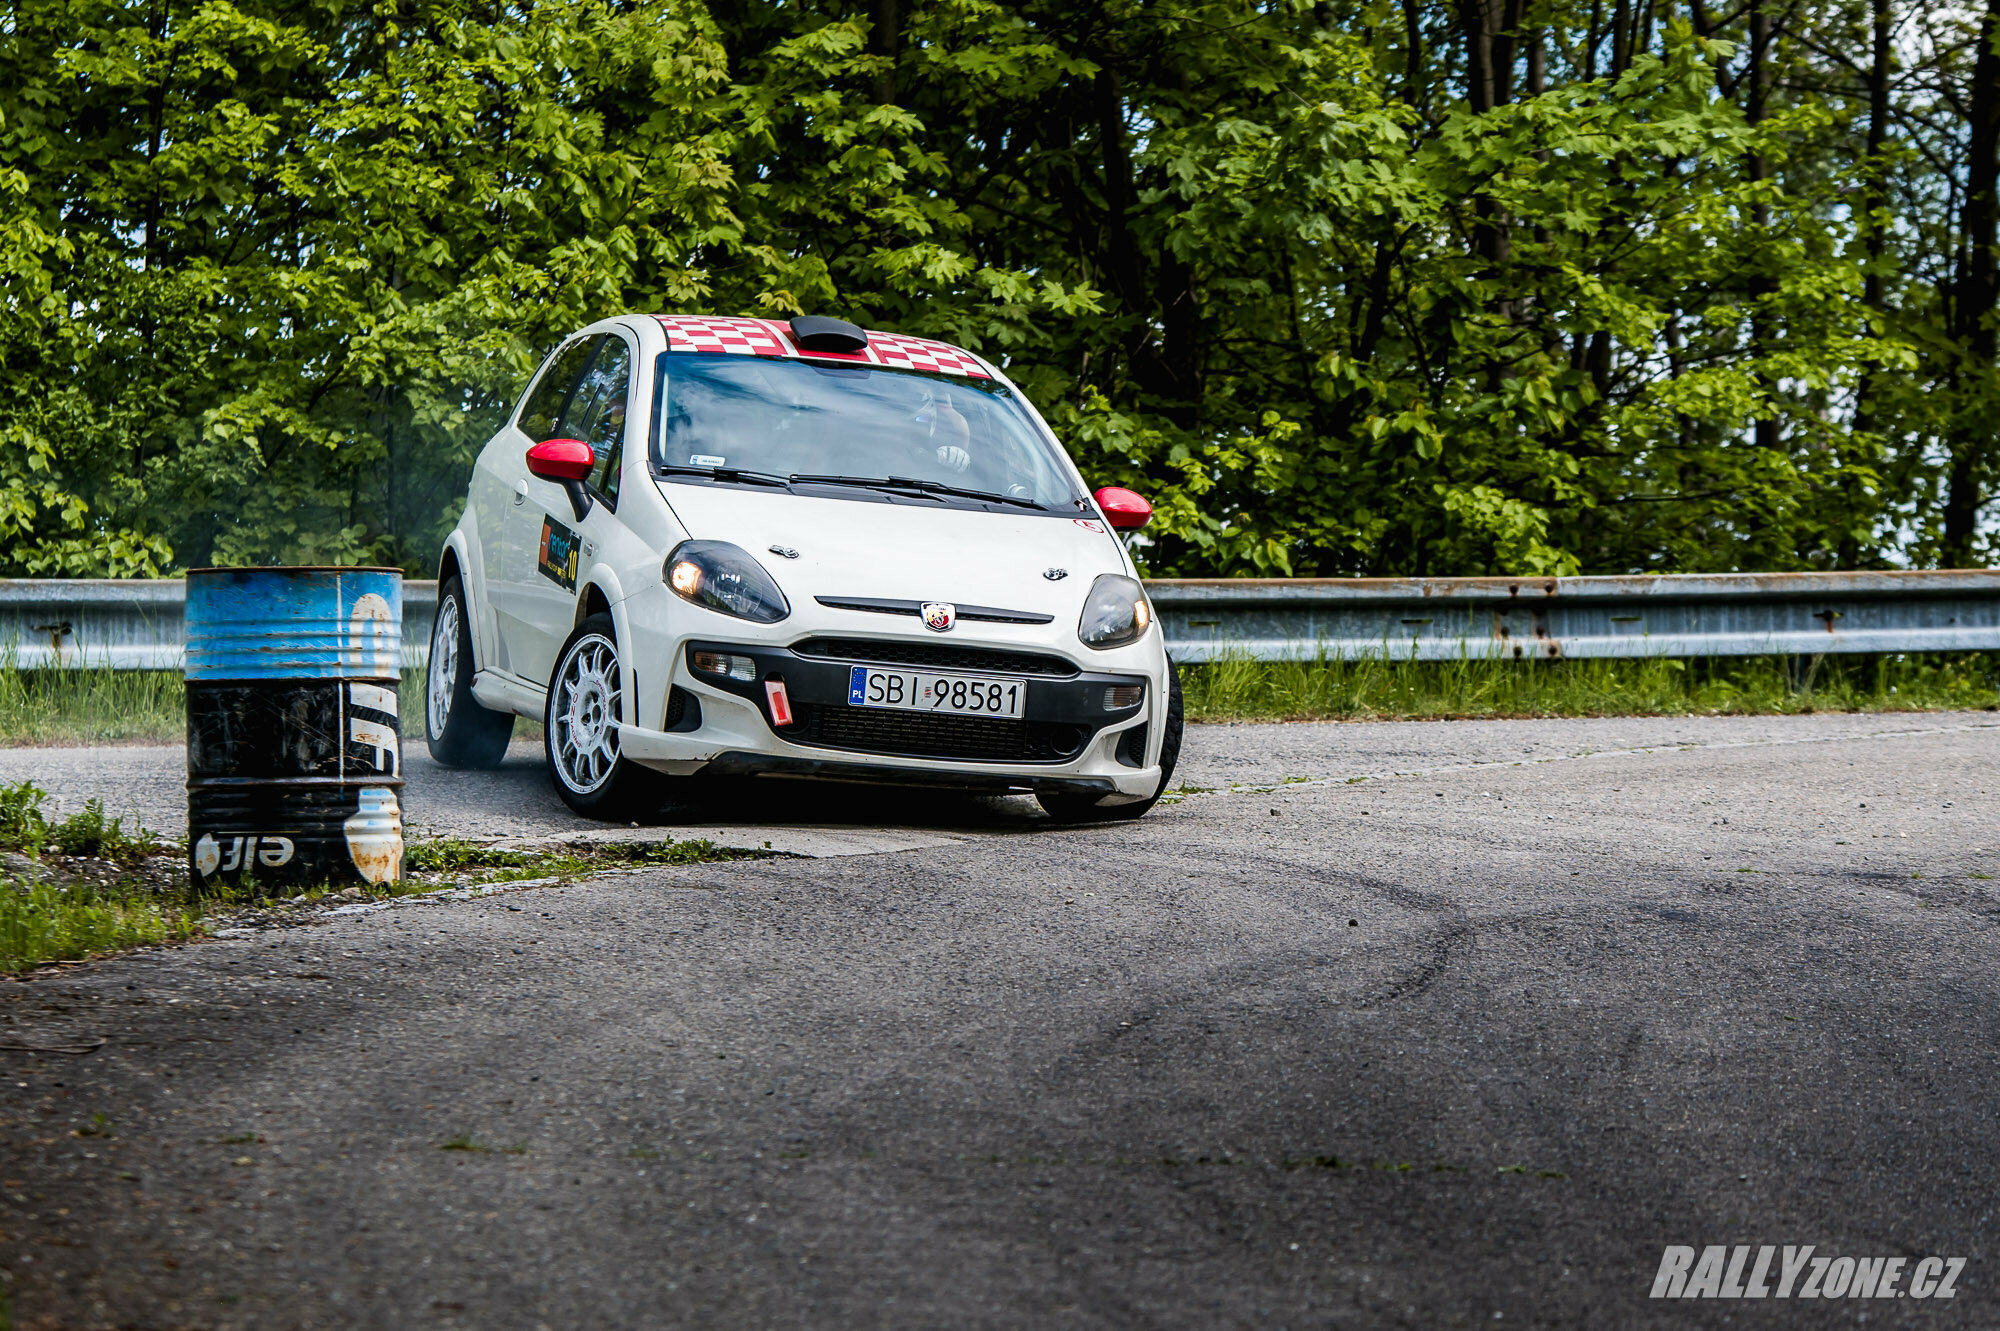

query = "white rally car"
425;313;1182;822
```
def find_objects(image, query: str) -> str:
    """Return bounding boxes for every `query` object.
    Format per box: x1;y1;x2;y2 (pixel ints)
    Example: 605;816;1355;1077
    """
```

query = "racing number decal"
538;515;580;590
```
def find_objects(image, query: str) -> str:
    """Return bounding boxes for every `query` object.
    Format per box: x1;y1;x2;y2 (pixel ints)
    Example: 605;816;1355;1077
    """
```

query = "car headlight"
1077;573;1152;649
664;540;790;623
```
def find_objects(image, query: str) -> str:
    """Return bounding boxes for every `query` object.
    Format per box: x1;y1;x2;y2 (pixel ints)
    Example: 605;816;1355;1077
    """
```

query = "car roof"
651;315;993;380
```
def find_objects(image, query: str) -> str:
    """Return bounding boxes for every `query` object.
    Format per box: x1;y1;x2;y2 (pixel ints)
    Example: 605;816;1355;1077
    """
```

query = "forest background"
2;0;1997;579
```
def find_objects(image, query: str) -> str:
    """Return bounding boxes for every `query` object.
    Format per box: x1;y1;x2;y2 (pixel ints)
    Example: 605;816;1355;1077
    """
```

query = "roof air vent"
788;315;869;353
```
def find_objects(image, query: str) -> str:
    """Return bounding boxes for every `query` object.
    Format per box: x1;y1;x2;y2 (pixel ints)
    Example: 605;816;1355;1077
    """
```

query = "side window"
517;339;597;442
562;337;632;504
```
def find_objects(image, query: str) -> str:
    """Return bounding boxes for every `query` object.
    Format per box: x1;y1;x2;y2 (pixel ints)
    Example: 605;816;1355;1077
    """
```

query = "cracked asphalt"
2;712;1997;1329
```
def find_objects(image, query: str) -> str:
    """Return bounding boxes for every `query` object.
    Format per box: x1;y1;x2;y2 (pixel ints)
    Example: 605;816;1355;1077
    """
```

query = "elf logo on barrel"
193;834;295;877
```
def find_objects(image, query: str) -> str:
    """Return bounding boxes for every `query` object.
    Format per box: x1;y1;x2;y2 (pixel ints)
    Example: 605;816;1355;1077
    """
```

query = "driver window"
560;337;632;505
518;339;596;441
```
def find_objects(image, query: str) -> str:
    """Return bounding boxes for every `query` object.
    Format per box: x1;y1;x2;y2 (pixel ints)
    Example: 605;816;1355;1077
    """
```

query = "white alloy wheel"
551;633;623;794
426;592;460;741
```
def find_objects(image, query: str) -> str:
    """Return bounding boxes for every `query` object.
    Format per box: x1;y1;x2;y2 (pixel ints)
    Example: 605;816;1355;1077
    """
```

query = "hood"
656;481;1130;618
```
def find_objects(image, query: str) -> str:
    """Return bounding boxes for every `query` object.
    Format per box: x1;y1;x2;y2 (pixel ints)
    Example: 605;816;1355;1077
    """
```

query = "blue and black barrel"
185;568;406;890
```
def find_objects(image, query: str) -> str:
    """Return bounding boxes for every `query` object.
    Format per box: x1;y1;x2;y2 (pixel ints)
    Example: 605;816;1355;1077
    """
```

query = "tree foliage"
0;0;1995;575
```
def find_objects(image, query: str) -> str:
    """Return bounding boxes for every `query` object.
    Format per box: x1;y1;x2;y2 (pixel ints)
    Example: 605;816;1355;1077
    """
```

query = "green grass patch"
405;835;776;887
0;666;543;747
0;780;767;974
0;874;190;973
1180;652;2000;722
0;778;195;972
5;654;1997;744
0;664;187;745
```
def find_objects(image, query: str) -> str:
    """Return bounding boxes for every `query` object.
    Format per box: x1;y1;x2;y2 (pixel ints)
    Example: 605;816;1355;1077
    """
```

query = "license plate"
847;666;1026;718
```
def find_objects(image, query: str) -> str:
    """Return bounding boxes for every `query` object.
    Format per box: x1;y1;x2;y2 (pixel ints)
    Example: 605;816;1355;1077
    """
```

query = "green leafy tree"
0;0;1995;576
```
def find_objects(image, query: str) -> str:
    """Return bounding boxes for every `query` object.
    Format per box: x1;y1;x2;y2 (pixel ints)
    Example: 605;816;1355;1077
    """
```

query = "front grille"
791;637;1078;677
790;702;1091;764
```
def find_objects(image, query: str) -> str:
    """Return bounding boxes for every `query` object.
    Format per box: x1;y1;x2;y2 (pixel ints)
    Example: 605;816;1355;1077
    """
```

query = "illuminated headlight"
664;540;790;623
1078;574;1152;649
690;650;757;682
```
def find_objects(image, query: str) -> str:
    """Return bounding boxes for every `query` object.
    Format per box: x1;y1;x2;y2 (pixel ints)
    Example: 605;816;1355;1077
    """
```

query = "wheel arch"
435;530;486;673
573;571;648;732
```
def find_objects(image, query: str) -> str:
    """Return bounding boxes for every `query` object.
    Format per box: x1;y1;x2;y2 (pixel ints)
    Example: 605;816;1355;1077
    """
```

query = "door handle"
513;479;528;506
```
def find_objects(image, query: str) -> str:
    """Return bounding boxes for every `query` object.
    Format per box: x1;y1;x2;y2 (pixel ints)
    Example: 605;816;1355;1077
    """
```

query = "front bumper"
616;634;1164;801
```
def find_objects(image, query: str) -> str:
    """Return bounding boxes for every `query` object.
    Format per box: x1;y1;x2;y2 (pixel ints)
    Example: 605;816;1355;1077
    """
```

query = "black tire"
544;613;669;821
424;573;514;769
1037;660;1184;823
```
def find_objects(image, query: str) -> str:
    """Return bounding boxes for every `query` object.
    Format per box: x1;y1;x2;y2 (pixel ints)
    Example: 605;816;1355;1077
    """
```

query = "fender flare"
437;528;490;674
576;567;649;731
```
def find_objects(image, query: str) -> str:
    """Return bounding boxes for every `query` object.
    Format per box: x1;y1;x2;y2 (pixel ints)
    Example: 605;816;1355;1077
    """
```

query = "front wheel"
1037;660;1184;824
424;573;514;769
545;613;668;821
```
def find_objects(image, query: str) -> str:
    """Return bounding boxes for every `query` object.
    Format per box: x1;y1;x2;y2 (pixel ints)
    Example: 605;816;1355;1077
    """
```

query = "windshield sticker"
538;515;580;591
690;454;726;466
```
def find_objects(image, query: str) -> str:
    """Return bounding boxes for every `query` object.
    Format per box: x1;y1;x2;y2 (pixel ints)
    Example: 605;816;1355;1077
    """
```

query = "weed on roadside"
0;780;194;973
405;836;777;889
50;798;166;862
0;781;773;973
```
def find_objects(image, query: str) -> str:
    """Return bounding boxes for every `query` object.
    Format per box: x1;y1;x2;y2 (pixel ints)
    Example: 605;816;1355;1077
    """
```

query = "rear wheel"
545;613;668;820
1037;660;1184;824
424;573;513;769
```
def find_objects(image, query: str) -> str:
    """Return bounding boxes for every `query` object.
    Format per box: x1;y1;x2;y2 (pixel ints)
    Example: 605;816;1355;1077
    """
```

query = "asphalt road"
2;712;1996;1329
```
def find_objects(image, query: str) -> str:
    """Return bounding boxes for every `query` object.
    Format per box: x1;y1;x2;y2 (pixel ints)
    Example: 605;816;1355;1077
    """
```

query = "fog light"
691;650;756;682
1104;683;1144;710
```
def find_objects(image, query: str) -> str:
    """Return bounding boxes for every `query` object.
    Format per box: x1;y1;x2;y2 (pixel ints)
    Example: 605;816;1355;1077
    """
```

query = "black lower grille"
790;702;1091;764
791;637;1077;677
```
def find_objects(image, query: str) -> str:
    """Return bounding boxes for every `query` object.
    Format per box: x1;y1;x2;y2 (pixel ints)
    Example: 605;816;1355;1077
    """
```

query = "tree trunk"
1095;69;1141;314
1943;0;2000;562
1746;1;1781;460
1851;0;1892;444
869;0;900;105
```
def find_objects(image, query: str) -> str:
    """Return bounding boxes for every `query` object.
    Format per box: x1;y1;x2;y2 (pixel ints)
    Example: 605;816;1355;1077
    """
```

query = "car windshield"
653;353;1089;513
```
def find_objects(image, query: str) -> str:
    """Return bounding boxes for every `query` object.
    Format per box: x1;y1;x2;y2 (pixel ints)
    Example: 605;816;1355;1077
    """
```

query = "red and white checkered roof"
652;315;992;380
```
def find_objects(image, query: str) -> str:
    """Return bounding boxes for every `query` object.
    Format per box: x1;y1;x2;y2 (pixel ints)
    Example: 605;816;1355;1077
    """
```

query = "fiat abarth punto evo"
424;313;1183;822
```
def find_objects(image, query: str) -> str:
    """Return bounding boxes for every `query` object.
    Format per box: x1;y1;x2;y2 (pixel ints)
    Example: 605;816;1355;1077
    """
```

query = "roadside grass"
6;652;1995;745
0;666;542;746
403;836;777;888
1180;652;2000;722
0;782;771;974
0;662;186;745
0;781;194;973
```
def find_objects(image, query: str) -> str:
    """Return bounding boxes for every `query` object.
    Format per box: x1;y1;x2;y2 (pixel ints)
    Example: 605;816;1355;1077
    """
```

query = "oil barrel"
185;567;405;891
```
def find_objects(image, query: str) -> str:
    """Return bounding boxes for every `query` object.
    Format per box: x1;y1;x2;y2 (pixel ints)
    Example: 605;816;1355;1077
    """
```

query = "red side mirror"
526;437;593;482
1094;486;1153;530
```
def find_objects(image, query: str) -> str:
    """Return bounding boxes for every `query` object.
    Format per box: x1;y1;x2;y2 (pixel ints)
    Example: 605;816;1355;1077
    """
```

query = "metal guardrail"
0;571;1994;669
1148;570;2000;662
0;579;440;670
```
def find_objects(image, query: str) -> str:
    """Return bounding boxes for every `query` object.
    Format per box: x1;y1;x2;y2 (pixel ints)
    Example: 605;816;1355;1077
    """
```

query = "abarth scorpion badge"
921;601;957;633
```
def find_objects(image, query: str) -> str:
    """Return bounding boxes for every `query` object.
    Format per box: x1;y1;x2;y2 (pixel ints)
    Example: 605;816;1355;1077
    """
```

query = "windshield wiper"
884;476;1051;511
786;474;945;501
657;464;791;488
791;473;1047;510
